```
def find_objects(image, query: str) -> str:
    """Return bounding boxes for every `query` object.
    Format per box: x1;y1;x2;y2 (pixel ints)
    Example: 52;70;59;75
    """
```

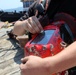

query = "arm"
44;41;76;74
20;41;76;75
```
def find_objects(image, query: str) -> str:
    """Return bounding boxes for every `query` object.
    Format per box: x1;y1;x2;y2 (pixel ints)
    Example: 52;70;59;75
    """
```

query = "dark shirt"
19;1;38;21
20;0;76;21
47;0;76;19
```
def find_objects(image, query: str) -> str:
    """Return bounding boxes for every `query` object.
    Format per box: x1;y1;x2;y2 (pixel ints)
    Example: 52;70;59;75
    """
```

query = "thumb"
21;56;29;64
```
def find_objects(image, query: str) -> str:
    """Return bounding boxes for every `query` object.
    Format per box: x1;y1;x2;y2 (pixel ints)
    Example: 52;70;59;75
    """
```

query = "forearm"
43;41;76;74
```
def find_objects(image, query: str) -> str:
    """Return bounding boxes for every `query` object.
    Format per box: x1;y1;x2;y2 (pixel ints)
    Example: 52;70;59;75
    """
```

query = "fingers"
24;20;34;33
20;56;29;72
20;63;25;70
21;56;29;64
27;16;43;34
32;16;43;30
20;63;26;75
28;18;40;33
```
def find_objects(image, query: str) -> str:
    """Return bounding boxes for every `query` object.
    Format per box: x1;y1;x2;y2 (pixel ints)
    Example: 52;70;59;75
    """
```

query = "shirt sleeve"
19;1;37;21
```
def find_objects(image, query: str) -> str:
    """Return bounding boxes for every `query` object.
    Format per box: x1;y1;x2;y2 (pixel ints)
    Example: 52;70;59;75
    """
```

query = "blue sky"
0;0;23;10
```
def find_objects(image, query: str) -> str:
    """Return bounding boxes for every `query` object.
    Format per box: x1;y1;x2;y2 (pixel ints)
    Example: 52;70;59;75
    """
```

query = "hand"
20;55;50;75
23;16;43;34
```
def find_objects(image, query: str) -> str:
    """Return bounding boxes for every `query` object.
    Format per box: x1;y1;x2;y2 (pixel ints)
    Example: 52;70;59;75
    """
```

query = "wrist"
43;57;57;74
42;57;55;75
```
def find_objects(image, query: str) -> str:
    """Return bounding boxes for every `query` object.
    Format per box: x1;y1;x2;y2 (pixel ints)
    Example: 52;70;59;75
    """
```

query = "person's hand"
23;16;43;34
20;55;50;75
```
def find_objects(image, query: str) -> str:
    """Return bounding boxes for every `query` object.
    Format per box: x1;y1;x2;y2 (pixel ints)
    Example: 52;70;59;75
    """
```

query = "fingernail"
40;30;44;33
21;58;23;61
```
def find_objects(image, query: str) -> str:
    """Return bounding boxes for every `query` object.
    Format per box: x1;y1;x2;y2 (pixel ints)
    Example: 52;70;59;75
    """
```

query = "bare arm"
44;41;76;74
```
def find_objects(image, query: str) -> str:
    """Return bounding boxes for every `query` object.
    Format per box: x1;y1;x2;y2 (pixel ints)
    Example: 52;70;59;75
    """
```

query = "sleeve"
19;1;37;21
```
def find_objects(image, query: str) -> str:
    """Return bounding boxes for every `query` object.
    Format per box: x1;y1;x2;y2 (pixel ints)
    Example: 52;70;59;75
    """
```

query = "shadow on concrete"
7;38;24;64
